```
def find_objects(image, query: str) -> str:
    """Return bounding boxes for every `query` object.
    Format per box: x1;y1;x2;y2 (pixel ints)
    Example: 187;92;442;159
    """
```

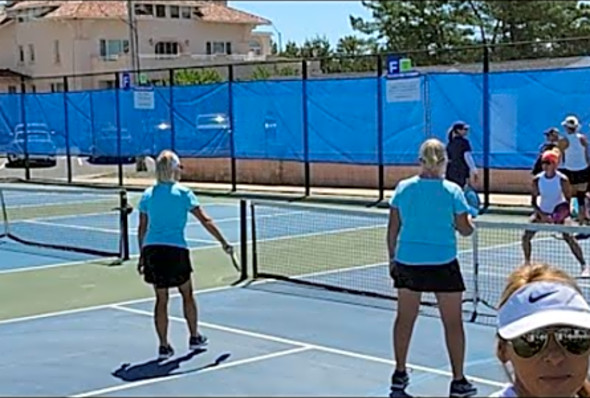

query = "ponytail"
447;127;454;142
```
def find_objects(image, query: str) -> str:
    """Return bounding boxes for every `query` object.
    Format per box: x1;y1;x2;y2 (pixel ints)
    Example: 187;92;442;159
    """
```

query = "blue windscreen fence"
1;66;590;169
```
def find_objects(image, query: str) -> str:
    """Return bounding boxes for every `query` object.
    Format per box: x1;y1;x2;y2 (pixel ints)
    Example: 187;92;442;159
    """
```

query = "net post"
239;199;248;281
250;201;258;277
119;189;130;261
469;223;479;323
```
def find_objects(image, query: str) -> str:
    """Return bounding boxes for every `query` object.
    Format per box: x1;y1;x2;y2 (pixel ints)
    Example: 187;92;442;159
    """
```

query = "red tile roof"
6;1;270;25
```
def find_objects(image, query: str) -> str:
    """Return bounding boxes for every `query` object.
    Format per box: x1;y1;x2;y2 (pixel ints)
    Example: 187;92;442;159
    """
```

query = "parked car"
6;123;57;167
88;125;135;165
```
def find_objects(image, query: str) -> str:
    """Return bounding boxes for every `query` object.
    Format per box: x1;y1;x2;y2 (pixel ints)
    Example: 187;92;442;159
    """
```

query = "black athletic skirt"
560;167;589;186
141;245;193;289
391;259;465;293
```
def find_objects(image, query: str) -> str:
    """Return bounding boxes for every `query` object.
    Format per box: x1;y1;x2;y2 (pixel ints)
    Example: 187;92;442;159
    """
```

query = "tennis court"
2;193;590;396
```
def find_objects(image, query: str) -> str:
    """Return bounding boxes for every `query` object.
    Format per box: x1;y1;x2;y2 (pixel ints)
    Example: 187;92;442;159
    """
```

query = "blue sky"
228;1;373;48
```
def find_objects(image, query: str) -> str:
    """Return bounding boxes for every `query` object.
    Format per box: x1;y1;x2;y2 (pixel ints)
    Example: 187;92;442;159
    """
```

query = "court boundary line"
0;206;575;320
111;305;506;389
0;228;566;319
70;346;312;398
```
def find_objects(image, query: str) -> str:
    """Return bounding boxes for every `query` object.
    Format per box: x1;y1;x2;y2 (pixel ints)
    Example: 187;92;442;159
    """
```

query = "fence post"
114;72;123;187
302;59;310;196
482;46;490;209
19;76;30;180
168;69;176;152
228;64;237;192
63;76;72;183
376;55;384;202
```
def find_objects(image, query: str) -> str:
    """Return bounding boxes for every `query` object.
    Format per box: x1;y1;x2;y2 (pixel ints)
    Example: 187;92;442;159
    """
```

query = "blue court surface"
0;189;528;396
0;282;508;397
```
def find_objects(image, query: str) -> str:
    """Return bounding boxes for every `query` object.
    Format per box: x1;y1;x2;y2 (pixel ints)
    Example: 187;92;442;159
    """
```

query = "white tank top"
563;133;588;171
537;171;566;213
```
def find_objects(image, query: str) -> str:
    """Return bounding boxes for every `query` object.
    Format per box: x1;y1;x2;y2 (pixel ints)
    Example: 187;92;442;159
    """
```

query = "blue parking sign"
122;72;131;90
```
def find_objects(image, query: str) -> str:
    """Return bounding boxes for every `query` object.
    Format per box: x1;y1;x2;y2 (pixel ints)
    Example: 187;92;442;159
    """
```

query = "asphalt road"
0;156;140;182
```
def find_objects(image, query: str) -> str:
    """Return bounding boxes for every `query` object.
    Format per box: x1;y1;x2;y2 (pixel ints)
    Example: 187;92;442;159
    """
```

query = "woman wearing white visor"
492;263;590;397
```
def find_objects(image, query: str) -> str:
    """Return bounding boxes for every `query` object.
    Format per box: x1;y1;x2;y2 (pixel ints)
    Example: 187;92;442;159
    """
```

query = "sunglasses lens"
512;332;548;358
555;328;590;355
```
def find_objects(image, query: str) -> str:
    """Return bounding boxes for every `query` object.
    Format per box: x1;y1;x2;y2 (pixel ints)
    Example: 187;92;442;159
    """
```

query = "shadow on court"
111;350;231;382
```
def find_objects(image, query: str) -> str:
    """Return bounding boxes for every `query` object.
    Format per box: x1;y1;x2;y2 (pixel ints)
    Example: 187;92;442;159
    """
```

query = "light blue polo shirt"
138;182;200;249
389;176;470;265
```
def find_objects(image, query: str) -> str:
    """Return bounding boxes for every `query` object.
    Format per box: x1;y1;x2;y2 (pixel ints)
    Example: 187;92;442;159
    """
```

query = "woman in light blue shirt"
387;138;476;398
137;150;233;361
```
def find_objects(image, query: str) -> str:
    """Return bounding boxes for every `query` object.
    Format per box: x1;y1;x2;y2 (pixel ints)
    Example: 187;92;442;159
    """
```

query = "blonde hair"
419;138;447;174
155;150;182;183
497;263;590;397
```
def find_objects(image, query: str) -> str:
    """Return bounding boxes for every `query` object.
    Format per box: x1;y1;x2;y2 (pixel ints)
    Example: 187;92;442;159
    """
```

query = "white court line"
70;346;312;398
112;305;506;389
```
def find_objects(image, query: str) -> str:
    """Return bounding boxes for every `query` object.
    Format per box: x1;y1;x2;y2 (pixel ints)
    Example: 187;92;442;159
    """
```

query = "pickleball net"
0;184;131;260
249;201;590;324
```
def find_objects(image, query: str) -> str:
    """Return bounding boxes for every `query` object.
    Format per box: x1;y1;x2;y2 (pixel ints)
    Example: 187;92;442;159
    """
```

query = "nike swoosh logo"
529;291;558;303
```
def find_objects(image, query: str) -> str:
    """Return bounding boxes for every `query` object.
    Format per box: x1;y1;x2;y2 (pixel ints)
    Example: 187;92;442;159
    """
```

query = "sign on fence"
386;55;413;78
386;78;421;103
121;72;131;91
133;86;154;110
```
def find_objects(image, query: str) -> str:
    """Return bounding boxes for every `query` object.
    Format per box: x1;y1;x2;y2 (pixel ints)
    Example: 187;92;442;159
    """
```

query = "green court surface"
0;191;244;321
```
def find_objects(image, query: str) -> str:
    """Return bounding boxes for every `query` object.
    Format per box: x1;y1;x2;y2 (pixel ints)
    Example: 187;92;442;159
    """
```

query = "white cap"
497;281;590;340
562;115;580;128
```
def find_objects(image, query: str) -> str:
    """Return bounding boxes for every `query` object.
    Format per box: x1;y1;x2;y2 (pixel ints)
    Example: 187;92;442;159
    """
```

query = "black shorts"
141;245;192;289
560;168;589;186
391;259;465;293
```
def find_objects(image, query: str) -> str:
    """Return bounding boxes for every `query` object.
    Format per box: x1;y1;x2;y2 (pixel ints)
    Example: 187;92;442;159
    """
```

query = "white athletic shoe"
581;267;590;278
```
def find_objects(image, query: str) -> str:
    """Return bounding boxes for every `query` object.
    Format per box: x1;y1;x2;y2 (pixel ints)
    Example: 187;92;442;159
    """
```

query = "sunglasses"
541;160;553;165
509;327;590;358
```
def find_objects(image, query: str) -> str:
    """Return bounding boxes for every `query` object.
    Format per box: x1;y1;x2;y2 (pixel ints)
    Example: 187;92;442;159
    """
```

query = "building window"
99;39;129;60
169;5;179;18
134;3;153;16
155;4;166;18
18;45;24;63
155;41;179;58
28;44;35;63
8;86;17;94
54;40;60;64
181;6;191;19
249;40;262;55
206;41;231;55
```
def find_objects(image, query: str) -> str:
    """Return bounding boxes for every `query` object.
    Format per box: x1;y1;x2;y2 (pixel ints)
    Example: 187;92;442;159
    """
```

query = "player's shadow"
112;349;231;382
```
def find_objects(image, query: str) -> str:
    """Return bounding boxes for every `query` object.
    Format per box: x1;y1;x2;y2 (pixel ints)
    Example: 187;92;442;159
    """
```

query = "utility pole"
125;0;147;171
126;0;139;80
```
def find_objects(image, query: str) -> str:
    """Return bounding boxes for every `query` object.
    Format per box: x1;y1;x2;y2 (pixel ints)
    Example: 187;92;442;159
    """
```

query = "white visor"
497;281;590;340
